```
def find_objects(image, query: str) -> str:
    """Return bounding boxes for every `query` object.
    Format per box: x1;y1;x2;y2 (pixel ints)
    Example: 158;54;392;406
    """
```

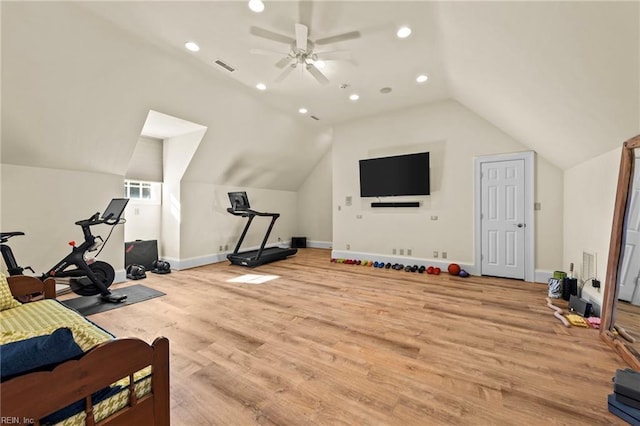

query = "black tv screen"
359;152;430;197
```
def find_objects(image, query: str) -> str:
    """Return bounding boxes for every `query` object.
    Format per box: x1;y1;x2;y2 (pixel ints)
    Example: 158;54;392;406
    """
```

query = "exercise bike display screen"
228;192;250;211
102;198;130;221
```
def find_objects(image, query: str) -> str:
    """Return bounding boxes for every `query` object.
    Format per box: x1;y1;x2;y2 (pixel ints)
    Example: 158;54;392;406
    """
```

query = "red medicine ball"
447;263;461;276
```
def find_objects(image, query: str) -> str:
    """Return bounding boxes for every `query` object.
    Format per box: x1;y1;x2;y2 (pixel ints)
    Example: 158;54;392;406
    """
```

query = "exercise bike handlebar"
74;212;122;228
0;232;25;243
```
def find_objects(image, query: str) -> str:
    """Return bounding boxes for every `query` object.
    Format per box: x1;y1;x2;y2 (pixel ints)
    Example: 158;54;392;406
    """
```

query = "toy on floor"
566;314;589;327
545;297;571;327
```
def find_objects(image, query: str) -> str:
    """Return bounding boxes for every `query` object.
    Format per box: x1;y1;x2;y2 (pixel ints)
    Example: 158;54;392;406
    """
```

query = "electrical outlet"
277;237;282;242
407;249;412;256
399;249;404;255
431;215;438;220
346;196;352;206
346;244;351;250
224;244;229;251
392;248;397;255
442;252;447;259
219;245;223;251
433;251;438;258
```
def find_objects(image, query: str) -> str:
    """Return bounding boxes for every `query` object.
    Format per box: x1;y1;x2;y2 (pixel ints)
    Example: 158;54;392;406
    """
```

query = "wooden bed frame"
1;276;170;426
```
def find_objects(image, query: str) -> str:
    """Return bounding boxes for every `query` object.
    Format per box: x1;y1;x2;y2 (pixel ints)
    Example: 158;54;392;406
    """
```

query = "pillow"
0;272;21;311
0;327;83;381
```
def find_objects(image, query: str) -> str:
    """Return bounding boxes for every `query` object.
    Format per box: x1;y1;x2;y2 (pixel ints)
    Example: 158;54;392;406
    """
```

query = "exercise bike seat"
0;232;25;243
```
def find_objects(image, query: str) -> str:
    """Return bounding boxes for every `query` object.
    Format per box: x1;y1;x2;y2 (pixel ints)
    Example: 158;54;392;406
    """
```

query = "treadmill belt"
228;247;297;267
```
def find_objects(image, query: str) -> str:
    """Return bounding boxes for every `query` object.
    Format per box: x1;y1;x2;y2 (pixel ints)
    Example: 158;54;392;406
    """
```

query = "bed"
0;274;170;426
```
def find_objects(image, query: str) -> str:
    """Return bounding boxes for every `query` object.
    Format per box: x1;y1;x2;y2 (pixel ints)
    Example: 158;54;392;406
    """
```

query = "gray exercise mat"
61;284;165;316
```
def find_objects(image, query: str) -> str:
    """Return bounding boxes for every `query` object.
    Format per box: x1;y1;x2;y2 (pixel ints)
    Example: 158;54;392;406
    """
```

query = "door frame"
474;151;535;282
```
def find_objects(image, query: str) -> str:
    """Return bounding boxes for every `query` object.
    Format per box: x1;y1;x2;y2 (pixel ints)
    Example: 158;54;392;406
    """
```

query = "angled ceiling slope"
436;1;640;170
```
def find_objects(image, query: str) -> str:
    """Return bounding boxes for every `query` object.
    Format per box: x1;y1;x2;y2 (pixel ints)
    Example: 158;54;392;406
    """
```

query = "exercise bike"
0;198;130;303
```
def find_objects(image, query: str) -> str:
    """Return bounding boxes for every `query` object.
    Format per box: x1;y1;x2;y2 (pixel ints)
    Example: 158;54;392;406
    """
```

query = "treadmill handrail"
226;207;280;219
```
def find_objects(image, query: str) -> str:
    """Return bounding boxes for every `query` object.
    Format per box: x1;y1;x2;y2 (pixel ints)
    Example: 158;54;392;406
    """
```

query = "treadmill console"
228;191;250;211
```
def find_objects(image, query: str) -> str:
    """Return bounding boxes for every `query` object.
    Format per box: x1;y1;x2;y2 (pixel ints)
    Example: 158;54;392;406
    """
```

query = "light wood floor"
89;248;627;425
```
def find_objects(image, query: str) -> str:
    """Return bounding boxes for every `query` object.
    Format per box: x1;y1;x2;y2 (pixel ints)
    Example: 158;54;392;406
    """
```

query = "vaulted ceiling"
2;1;638;186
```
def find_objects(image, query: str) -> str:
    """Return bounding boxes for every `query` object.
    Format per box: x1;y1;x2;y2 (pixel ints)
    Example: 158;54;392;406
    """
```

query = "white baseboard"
534;269;554;284
306;240;332;249
163;254;223;270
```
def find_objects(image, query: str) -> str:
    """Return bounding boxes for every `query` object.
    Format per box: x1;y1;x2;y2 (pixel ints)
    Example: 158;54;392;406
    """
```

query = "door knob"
516;223;525;228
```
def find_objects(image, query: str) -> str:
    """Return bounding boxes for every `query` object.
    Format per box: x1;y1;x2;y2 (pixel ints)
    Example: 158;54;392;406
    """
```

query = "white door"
481;159;526;279
618;157;640;303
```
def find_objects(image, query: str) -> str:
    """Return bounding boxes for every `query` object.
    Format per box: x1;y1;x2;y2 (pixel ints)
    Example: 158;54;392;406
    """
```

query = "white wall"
126;136;163;182
0;164;126;277
161;130;204;262
296;150;333;246
332;99;564;274
123;202;161;245
123;136;163;249
564;146;621;308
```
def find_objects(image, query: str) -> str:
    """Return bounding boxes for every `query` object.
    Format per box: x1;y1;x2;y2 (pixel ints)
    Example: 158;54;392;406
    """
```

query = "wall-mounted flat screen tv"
359;152;430;197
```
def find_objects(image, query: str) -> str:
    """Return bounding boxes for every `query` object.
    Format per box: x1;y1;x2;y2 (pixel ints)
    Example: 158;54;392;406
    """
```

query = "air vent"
213;59;235;73
310;115;320;121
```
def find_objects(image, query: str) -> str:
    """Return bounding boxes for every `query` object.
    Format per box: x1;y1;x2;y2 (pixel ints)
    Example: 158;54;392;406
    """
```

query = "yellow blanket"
0;299;113;351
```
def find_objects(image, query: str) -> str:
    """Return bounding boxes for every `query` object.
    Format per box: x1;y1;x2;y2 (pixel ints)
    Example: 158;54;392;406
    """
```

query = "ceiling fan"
249;23;360;85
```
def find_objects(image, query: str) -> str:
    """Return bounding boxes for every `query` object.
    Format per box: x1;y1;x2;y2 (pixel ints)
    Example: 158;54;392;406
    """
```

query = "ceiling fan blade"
275;64;296;82
315;31;361;46
306;64;329;85
314;50;352;61
298;1;313;32
275;56;294;69
250;26;296;45
250;48;288;56
295;23;308;52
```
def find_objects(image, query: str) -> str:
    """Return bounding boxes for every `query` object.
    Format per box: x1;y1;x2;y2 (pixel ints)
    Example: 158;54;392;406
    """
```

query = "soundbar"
371;202;420;208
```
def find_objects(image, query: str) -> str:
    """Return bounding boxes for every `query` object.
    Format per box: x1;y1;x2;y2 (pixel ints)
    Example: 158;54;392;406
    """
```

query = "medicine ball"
447;263;461;276
152;260;172;274
126;264;147;280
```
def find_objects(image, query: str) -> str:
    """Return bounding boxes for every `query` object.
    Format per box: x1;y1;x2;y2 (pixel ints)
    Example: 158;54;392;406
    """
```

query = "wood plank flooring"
88;248;627;425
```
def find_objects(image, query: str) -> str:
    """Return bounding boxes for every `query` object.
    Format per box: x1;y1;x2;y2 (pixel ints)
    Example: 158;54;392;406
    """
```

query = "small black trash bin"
291;237;307;248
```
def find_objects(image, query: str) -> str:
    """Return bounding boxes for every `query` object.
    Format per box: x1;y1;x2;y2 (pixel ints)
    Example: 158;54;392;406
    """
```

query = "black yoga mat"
61;284;165;316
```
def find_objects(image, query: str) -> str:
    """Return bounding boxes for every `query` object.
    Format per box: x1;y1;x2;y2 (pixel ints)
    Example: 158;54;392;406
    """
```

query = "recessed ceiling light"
349;94;360;101
299;107;308;114
416;74;429;83
314;60;326;69
184;41;200;52
397;26;412;39
256;83;267;91
248;0;265;13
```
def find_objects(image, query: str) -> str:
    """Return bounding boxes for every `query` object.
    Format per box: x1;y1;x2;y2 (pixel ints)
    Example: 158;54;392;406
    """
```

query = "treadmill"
226;191;297;267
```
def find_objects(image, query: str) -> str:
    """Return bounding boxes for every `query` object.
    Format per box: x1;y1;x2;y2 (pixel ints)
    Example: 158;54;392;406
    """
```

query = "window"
124;181;152;200
124;180;161;204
